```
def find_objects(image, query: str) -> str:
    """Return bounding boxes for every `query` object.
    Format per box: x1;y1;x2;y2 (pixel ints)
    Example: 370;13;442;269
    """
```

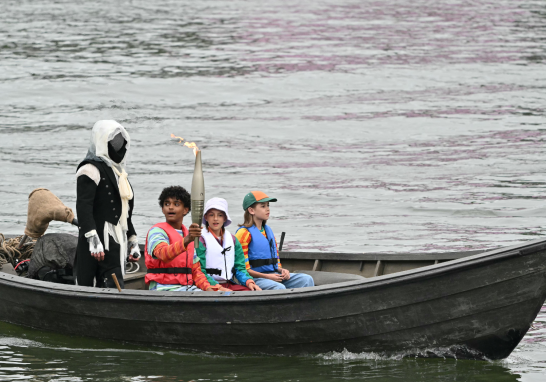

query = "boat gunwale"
1;238;545;303
278;250;484;261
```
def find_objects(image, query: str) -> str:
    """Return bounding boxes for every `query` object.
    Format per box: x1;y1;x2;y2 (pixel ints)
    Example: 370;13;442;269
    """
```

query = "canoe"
1;237;545;360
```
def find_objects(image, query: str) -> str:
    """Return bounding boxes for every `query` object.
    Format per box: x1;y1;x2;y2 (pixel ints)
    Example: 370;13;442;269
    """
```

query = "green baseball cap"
243;191;278;210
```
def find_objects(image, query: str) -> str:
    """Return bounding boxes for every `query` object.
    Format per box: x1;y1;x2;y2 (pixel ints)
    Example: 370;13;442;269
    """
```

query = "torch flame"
184;142;199;156
171;133;199;156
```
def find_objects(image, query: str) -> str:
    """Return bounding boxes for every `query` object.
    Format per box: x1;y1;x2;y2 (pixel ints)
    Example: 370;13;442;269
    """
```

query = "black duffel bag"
28;233;77;284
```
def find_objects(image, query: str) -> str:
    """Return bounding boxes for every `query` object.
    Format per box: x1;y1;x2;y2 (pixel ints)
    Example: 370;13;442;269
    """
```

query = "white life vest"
201;229;235;282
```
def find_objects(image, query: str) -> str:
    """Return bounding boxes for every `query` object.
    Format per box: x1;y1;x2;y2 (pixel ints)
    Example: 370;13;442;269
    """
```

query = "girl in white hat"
196;197;261;291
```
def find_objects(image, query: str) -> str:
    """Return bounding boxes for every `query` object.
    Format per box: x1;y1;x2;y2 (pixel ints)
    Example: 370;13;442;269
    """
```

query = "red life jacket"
144;222;194;286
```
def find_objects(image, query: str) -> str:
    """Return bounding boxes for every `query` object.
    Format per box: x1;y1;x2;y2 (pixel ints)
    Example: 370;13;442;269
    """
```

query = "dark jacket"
76;159;136;242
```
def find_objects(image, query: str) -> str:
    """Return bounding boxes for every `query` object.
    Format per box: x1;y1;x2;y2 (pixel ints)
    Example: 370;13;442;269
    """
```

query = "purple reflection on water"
237;0;535;73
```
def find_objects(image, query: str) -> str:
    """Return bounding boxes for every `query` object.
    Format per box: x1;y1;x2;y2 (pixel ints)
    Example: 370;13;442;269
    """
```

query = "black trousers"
76;234;125;289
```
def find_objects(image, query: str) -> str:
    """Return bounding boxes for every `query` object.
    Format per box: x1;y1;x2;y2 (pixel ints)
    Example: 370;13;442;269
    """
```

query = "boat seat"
293;270;365;286
124;271;148;290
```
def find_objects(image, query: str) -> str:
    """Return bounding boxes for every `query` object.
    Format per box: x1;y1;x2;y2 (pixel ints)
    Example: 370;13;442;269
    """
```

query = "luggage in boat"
28;233;77;284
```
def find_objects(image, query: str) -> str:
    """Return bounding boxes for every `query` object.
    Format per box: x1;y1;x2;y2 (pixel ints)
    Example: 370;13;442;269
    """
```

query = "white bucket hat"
202;197;232;227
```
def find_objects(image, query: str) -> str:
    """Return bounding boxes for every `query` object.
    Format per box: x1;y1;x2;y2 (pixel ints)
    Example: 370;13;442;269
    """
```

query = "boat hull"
1;240;545;359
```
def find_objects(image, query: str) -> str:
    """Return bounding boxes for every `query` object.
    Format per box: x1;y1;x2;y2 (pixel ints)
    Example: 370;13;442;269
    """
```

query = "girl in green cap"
235;191;314;290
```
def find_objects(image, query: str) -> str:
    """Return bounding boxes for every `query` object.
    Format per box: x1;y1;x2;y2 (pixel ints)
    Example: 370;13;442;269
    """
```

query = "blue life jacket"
237;224;279;273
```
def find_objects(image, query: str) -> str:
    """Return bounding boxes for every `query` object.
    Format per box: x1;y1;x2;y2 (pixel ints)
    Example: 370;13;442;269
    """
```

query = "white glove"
86;232;104;258
128;236;140;260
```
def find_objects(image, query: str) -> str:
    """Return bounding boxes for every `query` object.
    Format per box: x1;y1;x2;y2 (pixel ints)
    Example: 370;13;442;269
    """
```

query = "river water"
1;0;546;380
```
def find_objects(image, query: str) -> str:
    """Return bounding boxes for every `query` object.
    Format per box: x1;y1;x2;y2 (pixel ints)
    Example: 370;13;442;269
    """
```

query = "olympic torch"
191;149;205;249
170;134;204;249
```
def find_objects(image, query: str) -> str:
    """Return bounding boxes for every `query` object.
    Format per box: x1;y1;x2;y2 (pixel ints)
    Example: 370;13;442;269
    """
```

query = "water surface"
1;0;546;380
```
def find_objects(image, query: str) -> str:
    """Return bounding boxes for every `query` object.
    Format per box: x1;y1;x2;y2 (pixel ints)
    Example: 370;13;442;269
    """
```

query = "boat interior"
0;234;486;290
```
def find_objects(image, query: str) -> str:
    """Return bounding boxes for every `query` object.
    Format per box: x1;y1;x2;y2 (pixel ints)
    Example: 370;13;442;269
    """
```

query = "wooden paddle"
111;273;122;292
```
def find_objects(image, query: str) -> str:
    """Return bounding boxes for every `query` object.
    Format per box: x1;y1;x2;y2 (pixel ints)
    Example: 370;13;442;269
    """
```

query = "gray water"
1;0;546;380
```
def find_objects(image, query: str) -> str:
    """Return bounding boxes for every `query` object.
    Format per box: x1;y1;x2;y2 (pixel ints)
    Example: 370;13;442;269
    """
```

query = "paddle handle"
111;273;122;292
279;232;286;252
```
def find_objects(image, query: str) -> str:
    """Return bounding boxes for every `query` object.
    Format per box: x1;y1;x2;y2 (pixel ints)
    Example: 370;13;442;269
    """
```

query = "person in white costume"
75;120;139;288
196;198;261;291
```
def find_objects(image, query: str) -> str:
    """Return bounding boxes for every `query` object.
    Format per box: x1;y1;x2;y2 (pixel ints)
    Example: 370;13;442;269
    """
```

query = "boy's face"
204;208;227;233
162;197;188;226
248;202;270;221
